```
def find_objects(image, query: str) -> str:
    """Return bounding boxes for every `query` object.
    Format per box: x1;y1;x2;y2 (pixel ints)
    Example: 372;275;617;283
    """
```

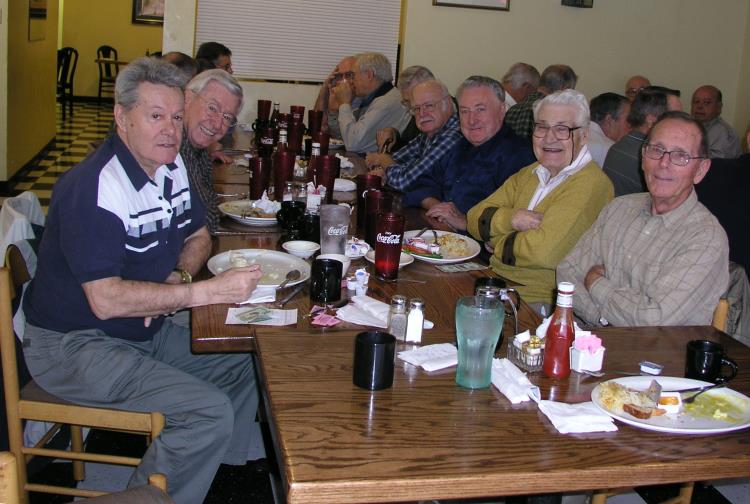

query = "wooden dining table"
255;325;750;504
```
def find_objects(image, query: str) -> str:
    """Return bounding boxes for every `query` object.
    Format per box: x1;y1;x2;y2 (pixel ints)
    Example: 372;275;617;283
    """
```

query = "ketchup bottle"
542;282;575;379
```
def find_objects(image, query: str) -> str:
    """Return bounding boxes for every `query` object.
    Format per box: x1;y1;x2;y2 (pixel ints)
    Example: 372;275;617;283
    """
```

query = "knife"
274;284;305;308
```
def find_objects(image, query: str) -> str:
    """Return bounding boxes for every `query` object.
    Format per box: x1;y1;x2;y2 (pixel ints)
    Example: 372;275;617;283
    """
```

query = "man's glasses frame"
642;143;705;167
532;123;582;141
409;96;449;116
194;92;238;128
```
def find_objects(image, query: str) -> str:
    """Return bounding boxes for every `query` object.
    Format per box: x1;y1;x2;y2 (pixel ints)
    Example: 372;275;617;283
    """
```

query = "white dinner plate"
328;138;345;149
333;178;356;192
207;249;311;287
402;230;481;265
364;250;414;269
218;200;279;227
591;376;750;434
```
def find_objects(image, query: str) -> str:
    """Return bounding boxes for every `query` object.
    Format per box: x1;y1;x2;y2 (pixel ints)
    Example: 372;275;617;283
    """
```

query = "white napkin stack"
536;401;617;434
336;295;434;329
491;358;541;404
239;286;277;304
398;344;457;372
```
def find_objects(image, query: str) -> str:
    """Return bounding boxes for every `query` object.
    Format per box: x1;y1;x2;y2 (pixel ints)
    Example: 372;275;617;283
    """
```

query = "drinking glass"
319;204;350;254
249;156;271;200
455;296;504;389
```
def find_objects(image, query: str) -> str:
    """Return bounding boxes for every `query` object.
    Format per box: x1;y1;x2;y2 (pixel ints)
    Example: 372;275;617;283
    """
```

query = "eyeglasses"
533;123;582;141
334;71;355;81
409;97;448;116
642;143;705;166
626;87;644;98
195;93;237;128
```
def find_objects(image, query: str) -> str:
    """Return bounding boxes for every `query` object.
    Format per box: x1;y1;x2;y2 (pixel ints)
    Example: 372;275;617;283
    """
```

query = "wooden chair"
712;298;729;332
0;256;165;503
57;47;78;121
0;451;174;504
96;45;119;106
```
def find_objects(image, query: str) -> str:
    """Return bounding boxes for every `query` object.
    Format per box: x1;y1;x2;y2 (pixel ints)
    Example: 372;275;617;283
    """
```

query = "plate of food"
364;250;414;269
207;249;311;287
328;138;345;149
592;376;750;434
219;199;281;226
402;230;481;265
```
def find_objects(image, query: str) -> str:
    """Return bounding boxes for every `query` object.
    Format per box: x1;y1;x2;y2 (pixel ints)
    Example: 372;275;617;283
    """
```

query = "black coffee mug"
353;331;396;390
685;339;738;383
276;200;306;231
310;258;342;303
301;212;321;244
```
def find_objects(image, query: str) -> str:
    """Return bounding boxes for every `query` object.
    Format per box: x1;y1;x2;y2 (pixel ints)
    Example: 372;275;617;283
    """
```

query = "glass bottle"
308;142;321;185
542;282;576;379
405;298;425;343
387;295;408;341
276;129;288;153
269;102;280;129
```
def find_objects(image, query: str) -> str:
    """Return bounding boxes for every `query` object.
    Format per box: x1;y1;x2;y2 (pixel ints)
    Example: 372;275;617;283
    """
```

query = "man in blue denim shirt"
403;75;535;231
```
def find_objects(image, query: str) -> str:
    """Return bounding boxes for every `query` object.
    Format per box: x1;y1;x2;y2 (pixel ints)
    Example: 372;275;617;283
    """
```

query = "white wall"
164;0;749;132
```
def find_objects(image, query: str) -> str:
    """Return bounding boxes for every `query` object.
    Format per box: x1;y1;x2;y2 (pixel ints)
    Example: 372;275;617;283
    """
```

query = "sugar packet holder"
569;332;605;372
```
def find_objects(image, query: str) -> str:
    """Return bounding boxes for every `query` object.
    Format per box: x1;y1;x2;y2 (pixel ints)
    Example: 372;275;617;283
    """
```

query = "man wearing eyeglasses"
313;56;358;139
467;90;613;310
364;79;462;191
181;69;243;233
624;75;651;102
558;111;729;327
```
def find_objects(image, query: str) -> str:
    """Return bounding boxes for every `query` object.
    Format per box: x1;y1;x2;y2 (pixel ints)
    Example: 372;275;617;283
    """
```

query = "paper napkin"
336;295;434;329
491;358;541;404
398;343;457;371
536;400;618;434
238;286;277;304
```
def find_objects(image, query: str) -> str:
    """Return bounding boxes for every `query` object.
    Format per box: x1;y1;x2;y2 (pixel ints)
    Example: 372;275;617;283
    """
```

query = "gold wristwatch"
174;268;192;284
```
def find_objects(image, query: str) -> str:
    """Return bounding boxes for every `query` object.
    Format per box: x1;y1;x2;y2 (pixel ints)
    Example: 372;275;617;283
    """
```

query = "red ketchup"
542;282;575;379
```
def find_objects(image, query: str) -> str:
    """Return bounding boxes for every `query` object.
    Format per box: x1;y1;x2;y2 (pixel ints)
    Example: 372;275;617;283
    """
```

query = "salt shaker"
405;298;425;343
387;295;408;341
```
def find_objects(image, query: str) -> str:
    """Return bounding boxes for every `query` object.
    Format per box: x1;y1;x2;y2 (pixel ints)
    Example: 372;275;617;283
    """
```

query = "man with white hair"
331;52;411;152
180;69;243;233
501;62;540;108
365;79;463;191
467;90;613;308
559;111;729;327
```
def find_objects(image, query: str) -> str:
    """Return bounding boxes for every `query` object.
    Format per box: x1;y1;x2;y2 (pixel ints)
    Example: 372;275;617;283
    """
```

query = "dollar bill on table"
226;306;298;326
435;262;489;273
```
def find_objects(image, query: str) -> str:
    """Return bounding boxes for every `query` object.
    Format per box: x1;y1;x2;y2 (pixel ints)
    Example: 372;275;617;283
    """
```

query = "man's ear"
693;158;711;185
114;104;127;132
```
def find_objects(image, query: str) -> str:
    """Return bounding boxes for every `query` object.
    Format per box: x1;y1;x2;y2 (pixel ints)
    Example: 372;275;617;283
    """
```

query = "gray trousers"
23;315;258;504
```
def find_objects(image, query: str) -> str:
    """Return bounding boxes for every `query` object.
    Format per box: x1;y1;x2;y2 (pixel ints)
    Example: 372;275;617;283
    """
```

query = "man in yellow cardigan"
467;90;613;312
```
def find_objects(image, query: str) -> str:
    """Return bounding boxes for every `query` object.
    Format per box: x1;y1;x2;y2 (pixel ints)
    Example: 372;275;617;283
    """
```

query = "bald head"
691;85;723;123
625;75;651;101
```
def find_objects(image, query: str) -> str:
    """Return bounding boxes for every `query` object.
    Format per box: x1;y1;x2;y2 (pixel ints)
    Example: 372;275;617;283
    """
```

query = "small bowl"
282;240;320;259
364;250;414;269
317;253;351;275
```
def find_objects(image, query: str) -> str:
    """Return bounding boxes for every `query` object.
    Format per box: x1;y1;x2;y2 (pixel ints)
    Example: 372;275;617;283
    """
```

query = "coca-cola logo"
376;233;401;244
327;225;348;236
261;137;274;145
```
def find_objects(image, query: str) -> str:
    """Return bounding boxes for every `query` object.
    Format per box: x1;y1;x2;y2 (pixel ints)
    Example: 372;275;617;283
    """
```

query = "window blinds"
195;0;402;83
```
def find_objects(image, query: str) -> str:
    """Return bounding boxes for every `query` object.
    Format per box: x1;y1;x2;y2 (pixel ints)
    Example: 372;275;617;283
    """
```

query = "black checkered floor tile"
11;102;114;212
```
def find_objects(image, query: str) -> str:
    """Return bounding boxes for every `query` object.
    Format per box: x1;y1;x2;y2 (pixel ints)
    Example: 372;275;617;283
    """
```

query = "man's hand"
584;264;606;291
511;209;544;231
209;150;233;164
365;153;394;169
332;80;354;107
207;265;264;305
376;128;398;153
426;202;467;231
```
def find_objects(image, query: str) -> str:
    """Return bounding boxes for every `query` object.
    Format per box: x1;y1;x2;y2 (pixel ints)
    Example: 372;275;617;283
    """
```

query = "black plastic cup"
685;339;738;383
309;258;343;303
353;331;396;390
301;212;321;244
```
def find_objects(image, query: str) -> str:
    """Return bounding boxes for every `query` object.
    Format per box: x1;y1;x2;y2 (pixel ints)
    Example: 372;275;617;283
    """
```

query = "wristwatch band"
174;268;192;284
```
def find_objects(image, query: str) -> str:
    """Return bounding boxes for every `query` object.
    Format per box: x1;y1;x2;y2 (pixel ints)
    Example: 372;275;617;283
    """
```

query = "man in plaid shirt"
365;80;461;191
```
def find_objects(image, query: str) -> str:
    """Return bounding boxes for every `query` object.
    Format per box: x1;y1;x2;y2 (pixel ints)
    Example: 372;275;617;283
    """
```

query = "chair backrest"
57;47;78;89
97;45;119;79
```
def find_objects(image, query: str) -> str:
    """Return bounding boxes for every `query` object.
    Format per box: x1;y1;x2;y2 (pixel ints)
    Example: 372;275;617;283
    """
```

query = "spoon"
683;383;727;404
276;269;301;290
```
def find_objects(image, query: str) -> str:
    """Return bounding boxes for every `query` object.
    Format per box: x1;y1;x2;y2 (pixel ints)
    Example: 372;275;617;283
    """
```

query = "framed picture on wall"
433;0;510;11
132;0;165;25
